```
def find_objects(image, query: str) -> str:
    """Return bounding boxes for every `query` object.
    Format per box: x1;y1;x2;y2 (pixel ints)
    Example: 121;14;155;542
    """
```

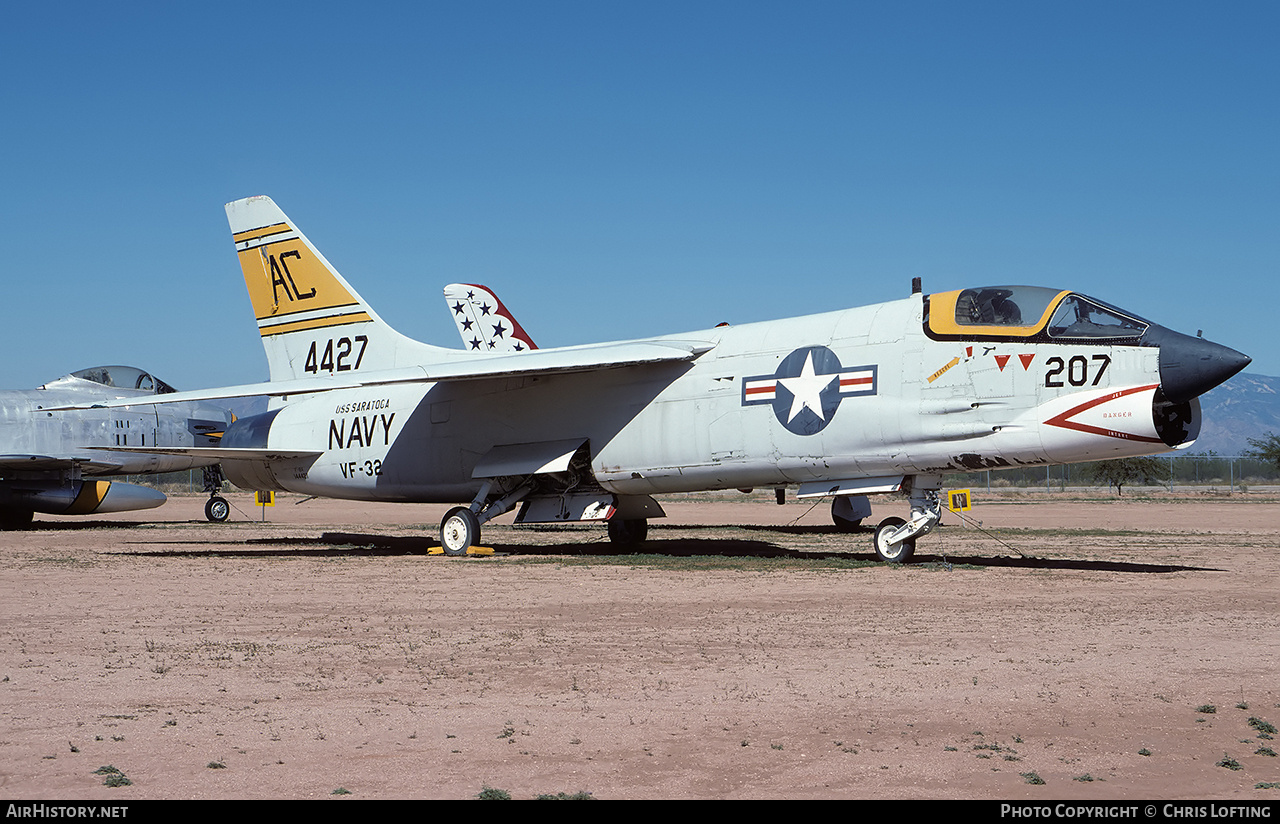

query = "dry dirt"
2;489;1279;800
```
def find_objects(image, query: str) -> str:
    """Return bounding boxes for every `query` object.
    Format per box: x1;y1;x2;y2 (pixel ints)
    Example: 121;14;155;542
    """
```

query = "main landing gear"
869;475;943;564
437;480;533;556
202;465;230;523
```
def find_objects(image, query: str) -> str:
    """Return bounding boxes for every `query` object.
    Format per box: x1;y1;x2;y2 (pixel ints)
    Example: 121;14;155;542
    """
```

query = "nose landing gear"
871;476;942;563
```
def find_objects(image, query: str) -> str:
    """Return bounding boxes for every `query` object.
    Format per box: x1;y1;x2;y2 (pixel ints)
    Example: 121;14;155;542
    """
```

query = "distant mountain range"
1193;372;1279;456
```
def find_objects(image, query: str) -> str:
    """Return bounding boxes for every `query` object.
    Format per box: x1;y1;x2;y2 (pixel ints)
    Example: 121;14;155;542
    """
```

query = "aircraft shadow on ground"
108;525;1218;573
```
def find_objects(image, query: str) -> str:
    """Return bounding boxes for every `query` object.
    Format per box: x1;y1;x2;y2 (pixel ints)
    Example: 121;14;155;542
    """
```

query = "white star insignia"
777;351;835;423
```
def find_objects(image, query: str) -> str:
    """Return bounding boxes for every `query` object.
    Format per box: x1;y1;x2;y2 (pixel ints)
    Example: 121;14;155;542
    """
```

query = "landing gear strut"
871;475;942;564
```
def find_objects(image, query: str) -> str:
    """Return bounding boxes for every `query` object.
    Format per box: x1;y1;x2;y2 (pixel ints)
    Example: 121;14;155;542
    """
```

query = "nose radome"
1147;325;1252;403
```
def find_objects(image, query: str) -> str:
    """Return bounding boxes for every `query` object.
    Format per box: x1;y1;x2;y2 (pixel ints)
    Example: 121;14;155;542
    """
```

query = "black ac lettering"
268;251;316;303
277;250;315;300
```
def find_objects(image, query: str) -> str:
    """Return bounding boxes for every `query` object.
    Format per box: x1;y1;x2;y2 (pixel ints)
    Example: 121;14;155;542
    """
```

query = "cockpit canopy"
71;366;177;394
926;286;1149;342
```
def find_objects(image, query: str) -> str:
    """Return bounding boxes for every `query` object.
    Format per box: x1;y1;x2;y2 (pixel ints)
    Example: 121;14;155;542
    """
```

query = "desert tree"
1246;432;1280;471
1085;456;1167;496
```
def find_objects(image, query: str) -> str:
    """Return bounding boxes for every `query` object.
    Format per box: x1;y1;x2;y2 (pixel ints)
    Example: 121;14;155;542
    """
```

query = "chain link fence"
961;455;1277;494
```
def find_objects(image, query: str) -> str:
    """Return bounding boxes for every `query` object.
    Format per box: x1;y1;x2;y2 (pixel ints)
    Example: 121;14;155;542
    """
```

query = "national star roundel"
742;346;877;435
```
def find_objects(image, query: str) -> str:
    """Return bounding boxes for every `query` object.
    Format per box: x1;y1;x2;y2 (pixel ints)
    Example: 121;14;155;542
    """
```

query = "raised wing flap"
471;439;587;479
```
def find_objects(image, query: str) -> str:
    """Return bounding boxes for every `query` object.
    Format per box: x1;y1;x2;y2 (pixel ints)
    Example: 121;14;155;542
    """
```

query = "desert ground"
2;488;1279;800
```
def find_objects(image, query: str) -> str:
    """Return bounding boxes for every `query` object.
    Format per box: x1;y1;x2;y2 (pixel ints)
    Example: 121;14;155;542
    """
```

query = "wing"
46;338;715;410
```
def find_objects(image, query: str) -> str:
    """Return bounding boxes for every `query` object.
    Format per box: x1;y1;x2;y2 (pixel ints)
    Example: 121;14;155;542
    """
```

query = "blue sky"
2;1;1275;391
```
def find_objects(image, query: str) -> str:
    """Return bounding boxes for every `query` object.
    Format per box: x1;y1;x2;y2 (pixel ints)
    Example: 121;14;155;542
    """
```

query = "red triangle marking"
1019;353;1035;371
995;354;1010;371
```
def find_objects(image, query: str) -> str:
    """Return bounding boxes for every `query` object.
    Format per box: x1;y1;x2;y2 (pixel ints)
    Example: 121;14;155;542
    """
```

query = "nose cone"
1147;325;1251;403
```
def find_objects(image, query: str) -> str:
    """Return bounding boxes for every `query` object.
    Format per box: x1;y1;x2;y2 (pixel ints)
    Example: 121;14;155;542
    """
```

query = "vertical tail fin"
442;283;538;353
226;196;450;381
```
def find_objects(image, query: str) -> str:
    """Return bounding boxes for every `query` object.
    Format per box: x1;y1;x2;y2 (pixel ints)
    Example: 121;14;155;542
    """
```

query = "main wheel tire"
872;516;916;564
440;507;480;556
607;517;648;546
205;496;230;523
832;512;863;532
831;495;870;532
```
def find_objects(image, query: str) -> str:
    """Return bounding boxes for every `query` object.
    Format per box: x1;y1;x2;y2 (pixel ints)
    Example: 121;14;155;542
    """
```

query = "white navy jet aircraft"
0;366;234;528
75;196;1250;561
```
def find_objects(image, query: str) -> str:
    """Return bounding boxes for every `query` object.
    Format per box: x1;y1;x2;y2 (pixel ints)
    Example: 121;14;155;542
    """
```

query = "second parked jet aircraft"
1;366;232;527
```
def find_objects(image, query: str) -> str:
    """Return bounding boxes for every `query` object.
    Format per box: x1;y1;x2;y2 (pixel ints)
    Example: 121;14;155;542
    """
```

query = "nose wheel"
872;516;915;563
